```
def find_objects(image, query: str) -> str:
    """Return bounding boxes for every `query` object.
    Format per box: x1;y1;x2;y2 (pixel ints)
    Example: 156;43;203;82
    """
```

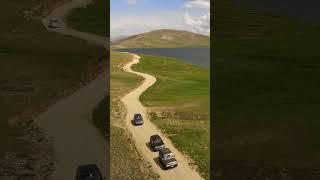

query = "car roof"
77;164;100;172
159;148;172;155
151;134;161;139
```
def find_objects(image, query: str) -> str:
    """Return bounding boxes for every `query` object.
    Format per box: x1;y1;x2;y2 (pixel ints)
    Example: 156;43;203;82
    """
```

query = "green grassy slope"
110;51;157;180
213;0;320;179
92;96;108;137
0;0;105;157
112;29;210;48
66;0;107;36
132;55;210;179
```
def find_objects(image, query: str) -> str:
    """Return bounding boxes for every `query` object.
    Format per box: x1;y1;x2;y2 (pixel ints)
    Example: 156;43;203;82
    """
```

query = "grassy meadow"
67;0;107;36
0;0;105;158
132;55;210;179
110;51;157;180
213;0;320;179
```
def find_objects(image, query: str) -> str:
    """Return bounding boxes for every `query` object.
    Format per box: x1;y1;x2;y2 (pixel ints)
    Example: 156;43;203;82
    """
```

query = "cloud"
184;0;210;9
125;0;137;5
183;0;210;35
111;0;210;39
184;12;210;35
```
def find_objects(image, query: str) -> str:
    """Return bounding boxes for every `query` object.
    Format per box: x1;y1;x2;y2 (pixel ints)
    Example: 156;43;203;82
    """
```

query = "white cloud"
111;0;210;39
184;0;210;9
125;0;137;5
184;12;210;35
183;0;210;35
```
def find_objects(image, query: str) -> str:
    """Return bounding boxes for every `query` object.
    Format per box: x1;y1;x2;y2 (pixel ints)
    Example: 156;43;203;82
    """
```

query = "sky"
110;0;210;40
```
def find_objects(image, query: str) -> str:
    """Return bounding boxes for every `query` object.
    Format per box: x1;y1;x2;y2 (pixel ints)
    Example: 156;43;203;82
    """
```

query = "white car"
48;19;61;28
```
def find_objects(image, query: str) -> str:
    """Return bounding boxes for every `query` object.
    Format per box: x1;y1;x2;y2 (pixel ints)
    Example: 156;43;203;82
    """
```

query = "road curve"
42;0;108;47
120;53;203;180
36;0;108;179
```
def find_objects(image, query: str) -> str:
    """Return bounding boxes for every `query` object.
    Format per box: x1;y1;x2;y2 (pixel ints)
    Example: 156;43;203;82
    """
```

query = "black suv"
133;113;143;125
150;134;165;151
159;148;178;169
75;164;103;180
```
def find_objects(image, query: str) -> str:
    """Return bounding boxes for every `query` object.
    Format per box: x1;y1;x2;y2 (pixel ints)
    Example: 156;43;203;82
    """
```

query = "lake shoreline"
114;47;210;68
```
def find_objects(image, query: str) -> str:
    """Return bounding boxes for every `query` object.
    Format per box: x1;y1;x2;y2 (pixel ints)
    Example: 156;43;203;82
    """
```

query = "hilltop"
111;29;210;48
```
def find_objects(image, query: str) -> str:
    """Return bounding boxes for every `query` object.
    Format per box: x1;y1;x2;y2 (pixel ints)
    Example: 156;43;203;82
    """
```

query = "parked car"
159;148;178;169
150;134;165;151
75;164;103;180
48;19;61;28
133;113;143;125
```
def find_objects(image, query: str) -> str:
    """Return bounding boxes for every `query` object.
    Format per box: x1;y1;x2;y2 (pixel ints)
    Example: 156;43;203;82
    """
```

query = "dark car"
159;148;178;169
75;164;103;180
133;113;143;125
48;19;61;28
150;134;165;151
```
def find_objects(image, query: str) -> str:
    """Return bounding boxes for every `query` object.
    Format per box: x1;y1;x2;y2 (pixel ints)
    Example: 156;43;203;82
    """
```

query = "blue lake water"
115;47;210;68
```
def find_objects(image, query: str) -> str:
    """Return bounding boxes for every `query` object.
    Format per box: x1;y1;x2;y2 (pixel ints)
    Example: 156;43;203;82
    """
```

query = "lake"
115;47;210;68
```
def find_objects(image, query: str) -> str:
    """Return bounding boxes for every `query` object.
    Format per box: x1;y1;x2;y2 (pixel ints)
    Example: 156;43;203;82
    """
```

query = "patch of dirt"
161;35;173;41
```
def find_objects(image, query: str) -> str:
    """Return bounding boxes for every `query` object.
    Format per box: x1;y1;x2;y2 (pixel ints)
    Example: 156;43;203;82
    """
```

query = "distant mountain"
111;29;210;49
110;35;128;43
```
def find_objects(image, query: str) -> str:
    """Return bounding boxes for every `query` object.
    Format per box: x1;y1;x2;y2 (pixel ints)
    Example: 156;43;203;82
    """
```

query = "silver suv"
133;113;143;125
159;148;177;169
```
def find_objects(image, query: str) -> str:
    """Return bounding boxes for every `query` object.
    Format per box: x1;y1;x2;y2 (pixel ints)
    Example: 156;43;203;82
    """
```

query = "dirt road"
42;0;108;47
36;0;108;179
121;53;203;180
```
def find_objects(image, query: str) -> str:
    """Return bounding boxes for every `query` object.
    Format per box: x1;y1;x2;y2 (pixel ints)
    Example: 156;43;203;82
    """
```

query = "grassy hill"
67;0;107;37
132;54;210;179
111;29;210;48
0;0;105;177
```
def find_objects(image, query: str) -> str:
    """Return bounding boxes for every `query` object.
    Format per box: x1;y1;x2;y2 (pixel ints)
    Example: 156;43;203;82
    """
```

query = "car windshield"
135;114;141;119
80;174;99;178
154;139;163;145
163;153;174;160
79;170;100;178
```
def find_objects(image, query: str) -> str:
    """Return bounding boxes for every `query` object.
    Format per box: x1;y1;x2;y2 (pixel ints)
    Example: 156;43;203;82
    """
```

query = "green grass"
0;0;105;157
92;96;108;137
66;0;107;36
132;55;210;179
213;0;320;178
110;51;143;99
111;127;158;180
112;29;209;48
110;51;156;179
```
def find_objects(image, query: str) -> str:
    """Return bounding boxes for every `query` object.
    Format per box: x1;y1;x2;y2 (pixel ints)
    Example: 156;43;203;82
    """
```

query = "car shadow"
130;119;135;126
153;157;166;170
146;142;155;152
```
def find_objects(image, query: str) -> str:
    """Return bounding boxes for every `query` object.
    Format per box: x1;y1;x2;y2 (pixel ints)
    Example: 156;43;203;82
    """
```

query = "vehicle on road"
159;148;178;169
75;164;103;180
48;19;61;28
150;134;165;151
133;113;144;125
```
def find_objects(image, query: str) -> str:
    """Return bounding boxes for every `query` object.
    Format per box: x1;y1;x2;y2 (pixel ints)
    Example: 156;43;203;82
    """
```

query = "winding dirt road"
36;0;108;179
42;0;107;47
121;53;203;180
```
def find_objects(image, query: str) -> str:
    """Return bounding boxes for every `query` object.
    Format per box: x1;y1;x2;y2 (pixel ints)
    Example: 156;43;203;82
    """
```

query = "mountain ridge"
111;29;210;48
